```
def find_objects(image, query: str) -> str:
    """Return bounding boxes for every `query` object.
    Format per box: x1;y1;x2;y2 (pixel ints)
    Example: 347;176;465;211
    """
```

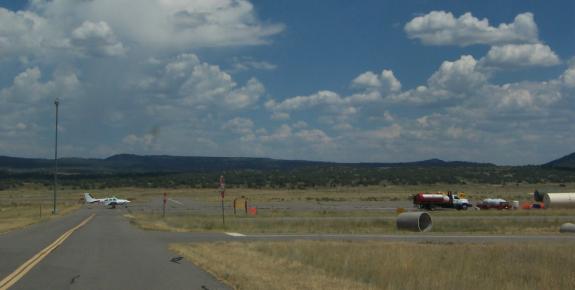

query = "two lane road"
0;208;230;290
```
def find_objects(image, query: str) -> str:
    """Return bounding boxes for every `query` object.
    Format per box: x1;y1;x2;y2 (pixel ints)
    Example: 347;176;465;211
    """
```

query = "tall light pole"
53;98;59;215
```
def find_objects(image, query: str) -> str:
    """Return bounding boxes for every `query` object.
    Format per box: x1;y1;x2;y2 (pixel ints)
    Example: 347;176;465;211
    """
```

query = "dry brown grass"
213;182;575;203
111;182;575;203
4;184;574;235
0;203;80;233
123;182;575;235
432;217;567;234
5;182;572;205
0;184;89;233
129;211;570;234
171;240;575;290
0;185;163;204
170;242;375;290
129;213;396;234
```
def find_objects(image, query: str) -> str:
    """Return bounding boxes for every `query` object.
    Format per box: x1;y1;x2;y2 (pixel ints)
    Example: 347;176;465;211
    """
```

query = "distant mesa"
0;153;497;173
544;152;575;169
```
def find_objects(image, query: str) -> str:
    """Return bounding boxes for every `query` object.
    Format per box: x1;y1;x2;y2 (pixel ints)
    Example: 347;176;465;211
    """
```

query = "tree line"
1;165;575;190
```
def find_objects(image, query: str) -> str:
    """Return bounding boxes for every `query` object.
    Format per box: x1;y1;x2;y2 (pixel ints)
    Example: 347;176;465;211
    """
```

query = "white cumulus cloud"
71;21;127;56
561;60;575;88
405;11;538;46
222;117;254;134
483;43;560;67
230;57;277;72
146;53;265;110
391;55;487;104
29;0;284;50
0;7;68;59
428;55;487;92
0;67;80;103
351;69;401;93
266;90;343;111
491;81;562;111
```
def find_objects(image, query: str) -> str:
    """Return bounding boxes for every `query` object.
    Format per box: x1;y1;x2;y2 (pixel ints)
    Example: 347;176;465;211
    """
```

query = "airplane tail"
84;192;96;203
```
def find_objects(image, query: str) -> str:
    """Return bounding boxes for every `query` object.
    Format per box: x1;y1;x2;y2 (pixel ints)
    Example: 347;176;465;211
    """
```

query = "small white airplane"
84;193;130;208
84;192;105;204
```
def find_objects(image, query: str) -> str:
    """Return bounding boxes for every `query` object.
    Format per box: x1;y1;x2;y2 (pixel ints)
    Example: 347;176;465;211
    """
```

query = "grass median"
171;240;575;290
128;213;397;234
128;211;570;234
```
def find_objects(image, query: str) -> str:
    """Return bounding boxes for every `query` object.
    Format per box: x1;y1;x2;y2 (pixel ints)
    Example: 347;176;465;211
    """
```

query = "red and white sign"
219;175;225;198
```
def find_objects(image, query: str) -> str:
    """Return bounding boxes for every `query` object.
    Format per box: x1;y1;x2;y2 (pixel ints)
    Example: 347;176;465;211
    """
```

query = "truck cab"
451;195;471;210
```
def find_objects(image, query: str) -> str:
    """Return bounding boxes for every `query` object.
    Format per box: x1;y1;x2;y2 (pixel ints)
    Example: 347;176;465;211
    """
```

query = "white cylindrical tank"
543;193;575;209
483;198;507;206
420;194;450;202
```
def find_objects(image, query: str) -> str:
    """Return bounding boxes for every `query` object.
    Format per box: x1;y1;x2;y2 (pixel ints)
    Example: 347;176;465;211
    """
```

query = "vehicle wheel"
462;204;468;210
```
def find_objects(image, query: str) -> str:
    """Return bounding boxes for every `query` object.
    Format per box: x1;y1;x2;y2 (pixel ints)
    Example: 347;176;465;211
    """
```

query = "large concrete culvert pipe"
560;223;575;233
396;212;432;232
543;193;575;209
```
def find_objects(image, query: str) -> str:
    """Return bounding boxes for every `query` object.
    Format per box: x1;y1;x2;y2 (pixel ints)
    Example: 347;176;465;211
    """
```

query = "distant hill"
0;154;494;173
356;158;493;168
544;152;575;169
3;154;575;188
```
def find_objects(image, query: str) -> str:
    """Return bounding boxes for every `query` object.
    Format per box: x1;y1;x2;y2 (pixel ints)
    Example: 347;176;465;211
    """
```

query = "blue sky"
0;0;574;165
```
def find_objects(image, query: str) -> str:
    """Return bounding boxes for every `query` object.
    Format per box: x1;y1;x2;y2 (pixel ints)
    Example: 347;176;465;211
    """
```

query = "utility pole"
53;98;59;215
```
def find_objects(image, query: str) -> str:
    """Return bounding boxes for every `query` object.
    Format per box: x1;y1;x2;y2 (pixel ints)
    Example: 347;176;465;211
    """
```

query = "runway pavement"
0;208;230;290
1;205;575;290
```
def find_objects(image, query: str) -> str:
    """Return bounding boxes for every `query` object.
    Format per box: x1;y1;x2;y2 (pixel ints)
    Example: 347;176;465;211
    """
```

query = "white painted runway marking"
225;232;246;237
168;198;184;205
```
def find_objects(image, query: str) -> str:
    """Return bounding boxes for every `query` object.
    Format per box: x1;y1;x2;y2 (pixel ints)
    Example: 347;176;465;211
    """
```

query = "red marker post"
219;176;225;226
162;192;167;218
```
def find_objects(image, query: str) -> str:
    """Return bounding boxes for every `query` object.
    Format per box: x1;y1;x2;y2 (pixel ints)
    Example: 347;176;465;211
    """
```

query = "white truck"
413;192;472;210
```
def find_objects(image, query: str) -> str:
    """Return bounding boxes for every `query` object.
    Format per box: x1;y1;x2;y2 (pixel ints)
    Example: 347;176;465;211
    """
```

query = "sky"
0;0;574;165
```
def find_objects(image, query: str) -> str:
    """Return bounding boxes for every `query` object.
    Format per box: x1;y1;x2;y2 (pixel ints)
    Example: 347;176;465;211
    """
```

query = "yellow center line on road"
0;214;95;290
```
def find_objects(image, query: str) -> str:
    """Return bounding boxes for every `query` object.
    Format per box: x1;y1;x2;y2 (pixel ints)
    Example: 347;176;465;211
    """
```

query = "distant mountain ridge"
544;152;575;169
0;154;495;173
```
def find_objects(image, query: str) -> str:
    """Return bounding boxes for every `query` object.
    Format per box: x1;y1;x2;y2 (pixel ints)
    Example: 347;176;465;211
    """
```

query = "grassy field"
3;182;574;204
0;184;87;233
129;213;397;234
0;184;162;204
0;203;80;233
122;183;575;235
155;182;575;203
171;240;575;290
128;209;572;234
3;183;575;234
44;182;567;203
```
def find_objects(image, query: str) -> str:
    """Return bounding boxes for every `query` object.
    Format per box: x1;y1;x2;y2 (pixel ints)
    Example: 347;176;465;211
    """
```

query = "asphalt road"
0;208;230;290
2;206;575;290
